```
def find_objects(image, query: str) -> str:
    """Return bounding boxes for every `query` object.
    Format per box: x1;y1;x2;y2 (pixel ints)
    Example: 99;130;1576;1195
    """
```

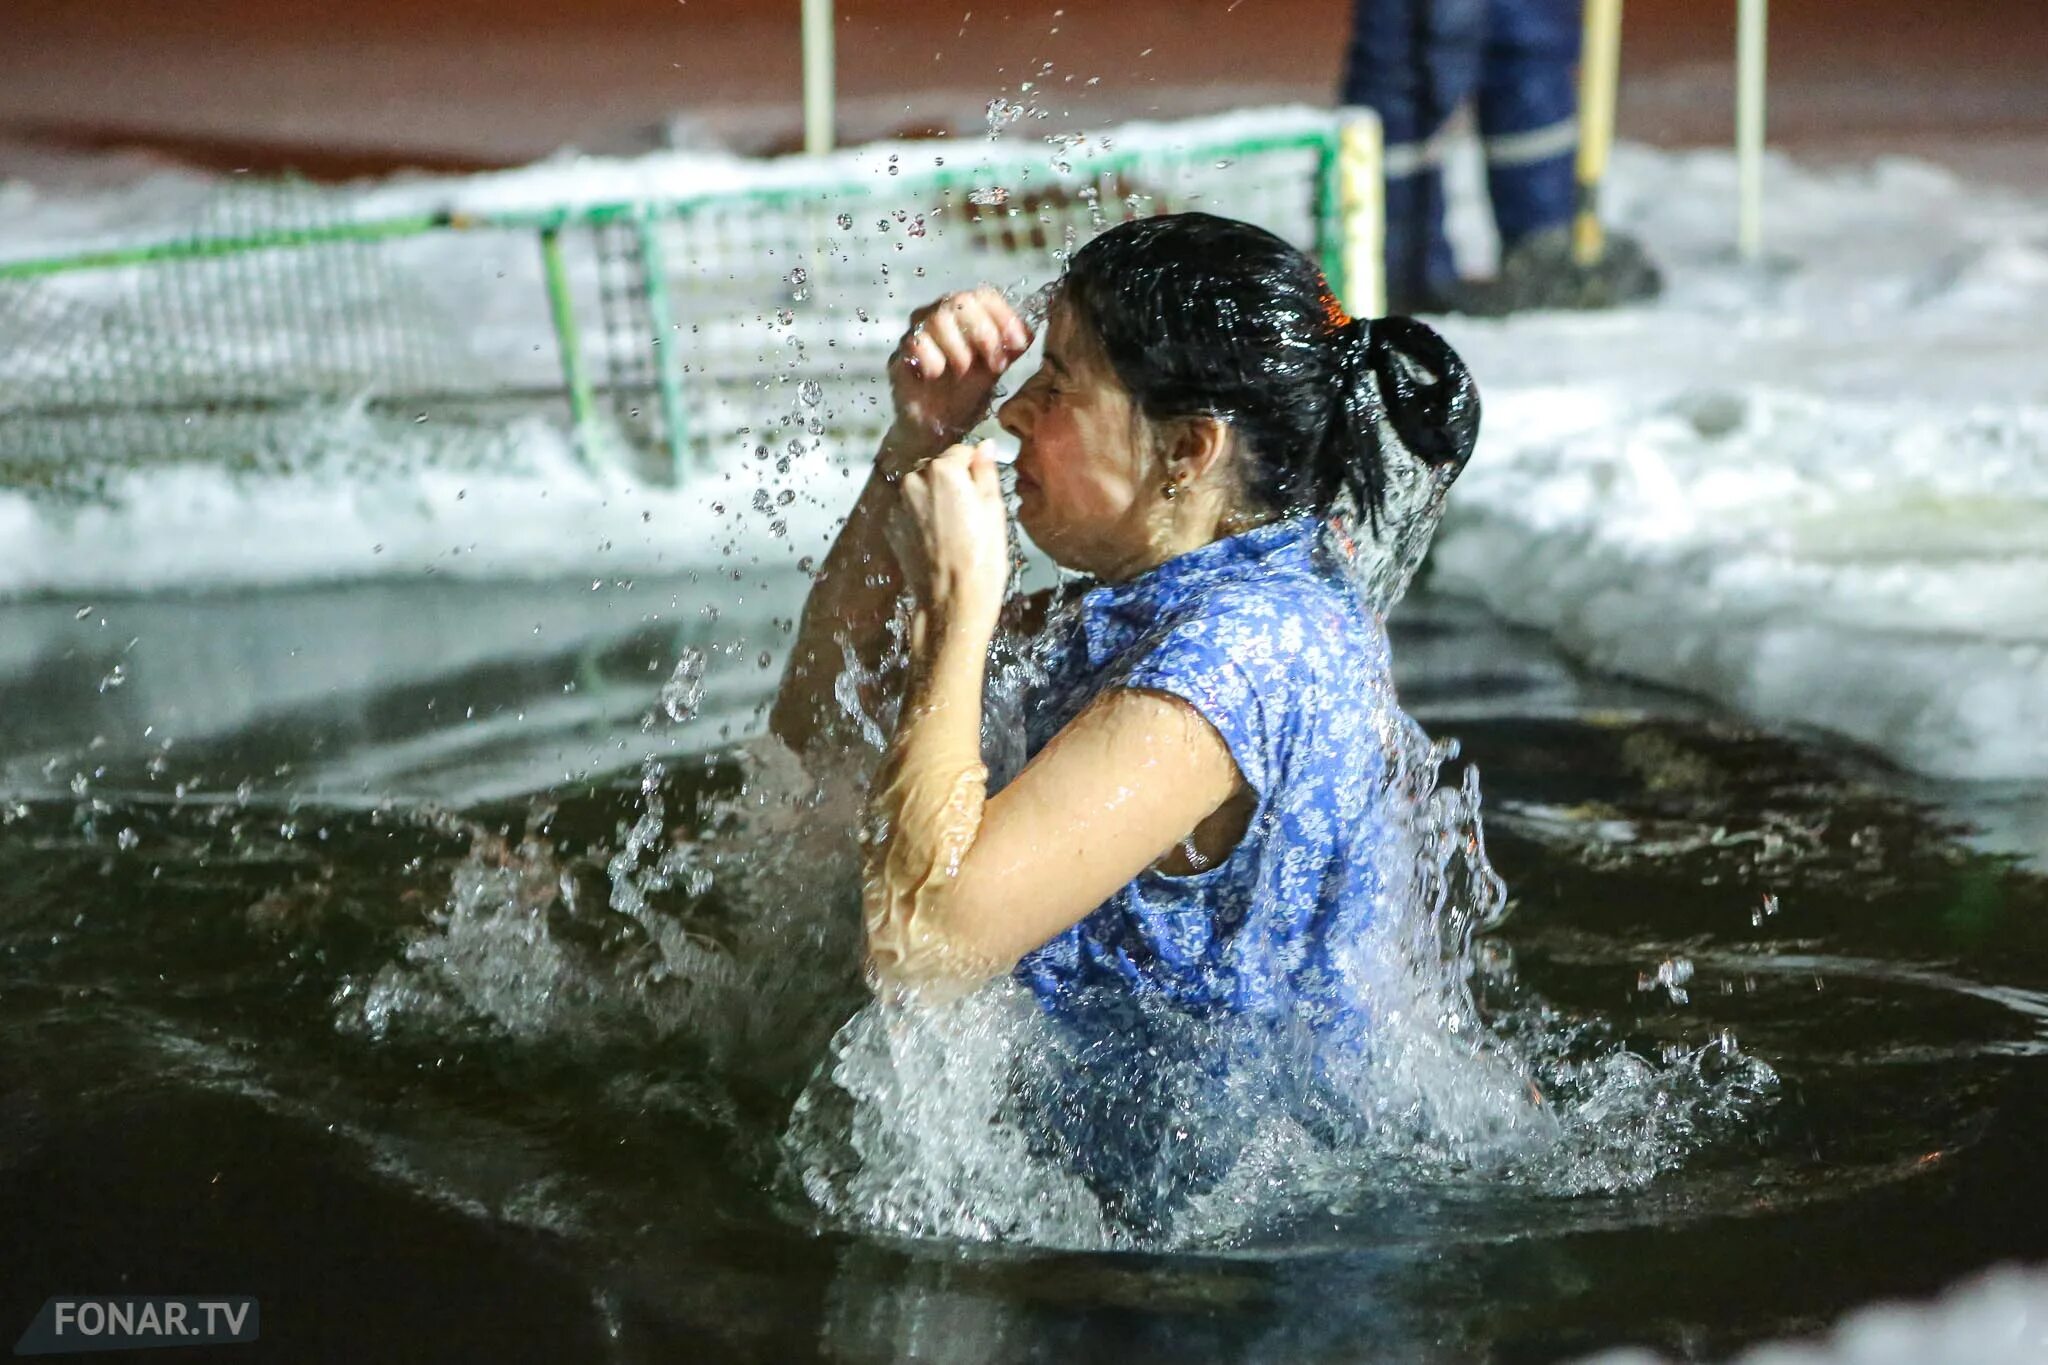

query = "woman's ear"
1164;415;1234;486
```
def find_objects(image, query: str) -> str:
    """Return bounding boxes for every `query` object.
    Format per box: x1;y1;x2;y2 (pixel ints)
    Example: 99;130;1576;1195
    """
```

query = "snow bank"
3;120;2046;778
1581;1262;2048;1365
1431;144;2048;780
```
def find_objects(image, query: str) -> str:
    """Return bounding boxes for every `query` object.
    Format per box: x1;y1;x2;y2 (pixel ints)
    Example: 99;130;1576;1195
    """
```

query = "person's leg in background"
1477;0;1579;262
1340;0;1487;311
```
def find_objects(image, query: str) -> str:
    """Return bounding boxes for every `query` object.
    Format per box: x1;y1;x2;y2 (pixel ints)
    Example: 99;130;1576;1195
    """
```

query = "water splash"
331;742;868;1087
323;573;1774;1252
780;686;1774;1250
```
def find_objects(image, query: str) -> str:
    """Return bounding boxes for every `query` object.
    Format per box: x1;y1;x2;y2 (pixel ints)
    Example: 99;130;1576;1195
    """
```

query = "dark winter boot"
1461;225;1663;314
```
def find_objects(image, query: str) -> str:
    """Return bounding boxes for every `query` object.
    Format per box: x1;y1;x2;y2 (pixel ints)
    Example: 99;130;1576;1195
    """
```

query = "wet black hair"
1056;211;1480;529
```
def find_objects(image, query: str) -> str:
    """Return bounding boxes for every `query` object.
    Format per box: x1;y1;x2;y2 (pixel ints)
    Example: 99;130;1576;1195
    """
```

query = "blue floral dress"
1002;516;1405;1228
1013;513;1400;1036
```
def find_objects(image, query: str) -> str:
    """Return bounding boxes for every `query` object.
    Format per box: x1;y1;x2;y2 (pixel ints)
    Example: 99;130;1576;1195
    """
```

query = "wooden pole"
802;0;835;155
1571;0;1624;269
1736;0;1768;261
1338;115;1387;319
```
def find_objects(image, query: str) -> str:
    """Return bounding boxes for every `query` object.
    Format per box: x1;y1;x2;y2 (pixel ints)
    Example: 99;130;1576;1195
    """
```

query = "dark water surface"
2;578;2045;1363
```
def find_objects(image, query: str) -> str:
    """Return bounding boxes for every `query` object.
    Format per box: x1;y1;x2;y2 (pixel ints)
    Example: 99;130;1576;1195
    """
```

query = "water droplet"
116;828;139;851
836;212;854;230
968;186;1010;207
1636;956;1696;1006
798;379;823;406
659;649;706;724
984;97;1027;138
74;605;92;620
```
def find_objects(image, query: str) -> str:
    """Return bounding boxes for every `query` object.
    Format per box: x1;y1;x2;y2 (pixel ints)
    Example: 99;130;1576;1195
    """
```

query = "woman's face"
996;304;1162;578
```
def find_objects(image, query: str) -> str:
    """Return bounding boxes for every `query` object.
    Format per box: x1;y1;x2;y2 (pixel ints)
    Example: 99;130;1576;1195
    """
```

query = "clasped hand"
887;285;1034;455
881;287;1034;642
885;441;1009;641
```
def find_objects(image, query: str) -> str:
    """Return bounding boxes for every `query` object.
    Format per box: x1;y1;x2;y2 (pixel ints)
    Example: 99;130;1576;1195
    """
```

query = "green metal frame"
0;124;1356;479
537;225;598;450
0;213;456;282
632;212;691;480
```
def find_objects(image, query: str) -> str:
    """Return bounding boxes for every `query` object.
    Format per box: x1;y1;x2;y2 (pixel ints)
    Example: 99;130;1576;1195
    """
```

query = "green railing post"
539;224;598;464
632;212;692;482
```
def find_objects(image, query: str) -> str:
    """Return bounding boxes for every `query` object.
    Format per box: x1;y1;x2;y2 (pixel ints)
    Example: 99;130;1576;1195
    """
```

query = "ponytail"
1317;314;1481;533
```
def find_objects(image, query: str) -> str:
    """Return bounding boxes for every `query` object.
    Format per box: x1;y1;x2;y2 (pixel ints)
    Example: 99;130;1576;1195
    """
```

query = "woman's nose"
997;389;1031;439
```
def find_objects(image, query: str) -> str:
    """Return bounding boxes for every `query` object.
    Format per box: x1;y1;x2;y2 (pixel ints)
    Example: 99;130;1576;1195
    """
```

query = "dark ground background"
5;0;2046;185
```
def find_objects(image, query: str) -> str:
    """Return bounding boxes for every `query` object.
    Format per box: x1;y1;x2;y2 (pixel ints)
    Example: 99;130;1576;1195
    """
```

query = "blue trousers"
1341;0;1580;304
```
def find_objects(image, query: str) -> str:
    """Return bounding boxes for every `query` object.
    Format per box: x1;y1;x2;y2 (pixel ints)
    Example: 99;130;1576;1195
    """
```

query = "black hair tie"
1365;315;1481;477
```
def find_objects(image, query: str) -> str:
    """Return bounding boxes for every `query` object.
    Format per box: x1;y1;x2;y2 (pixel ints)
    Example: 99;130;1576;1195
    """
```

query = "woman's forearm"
859;610;995;990
768;422;942;753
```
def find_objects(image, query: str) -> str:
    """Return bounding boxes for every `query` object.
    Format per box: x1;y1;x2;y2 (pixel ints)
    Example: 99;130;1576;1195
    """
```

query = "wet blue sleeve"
1114;606;1279;798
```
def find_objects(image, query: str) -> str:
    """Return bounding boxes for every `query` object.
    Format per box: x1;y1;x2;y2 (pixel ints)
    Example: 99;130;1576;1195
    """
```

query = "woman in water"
772;212;1479;1226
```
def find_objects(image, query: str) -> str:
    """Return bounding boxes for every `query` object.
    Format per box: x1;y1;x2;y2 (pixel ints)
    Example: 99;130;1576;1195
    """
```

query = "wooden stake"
1572;0;1624;269
1338;115;1388;319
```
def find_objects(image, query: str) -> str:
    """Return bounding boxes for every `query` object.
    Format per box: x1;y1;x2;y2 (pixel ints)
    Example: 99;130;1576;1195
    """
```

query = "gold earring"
1161;479;1180;501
